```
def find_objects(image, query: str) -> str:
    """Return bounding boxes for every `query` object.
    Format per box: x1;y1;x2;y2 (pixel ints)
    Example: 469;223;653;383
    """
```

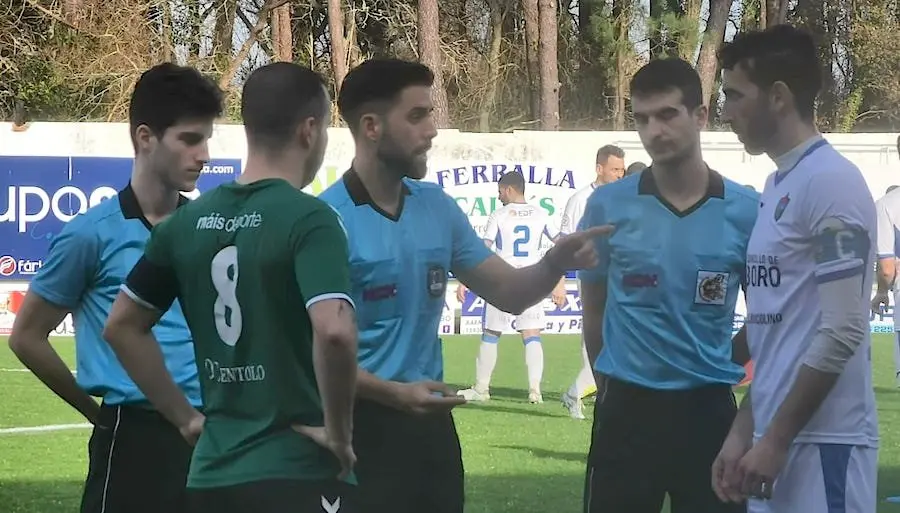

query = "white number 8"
211;246;242;346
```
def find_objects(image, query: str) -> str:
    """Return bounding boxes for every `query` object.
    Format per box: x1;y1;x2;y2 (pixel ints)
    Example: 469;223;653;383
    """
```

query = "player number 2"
211;245;242;346
513;225;531;257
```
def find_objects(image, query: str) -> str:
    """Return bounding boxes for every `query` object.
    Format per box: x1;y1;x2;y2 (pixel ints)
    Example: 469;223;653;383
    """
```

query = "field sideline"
2;335;900;512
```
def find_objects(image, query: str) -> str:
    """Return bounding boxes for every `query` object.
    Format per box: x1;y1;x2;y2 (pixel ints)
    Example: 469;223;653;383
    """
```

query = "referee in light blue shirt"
321;58;607;513
8;63;221;513
577;58;757;513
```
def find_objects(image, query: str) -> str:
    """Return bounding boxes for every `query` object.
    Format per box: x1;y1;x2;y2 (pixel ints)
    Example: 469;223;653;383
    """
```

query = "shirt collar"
118;183;189;230
637;166;725;218
342;168;411;222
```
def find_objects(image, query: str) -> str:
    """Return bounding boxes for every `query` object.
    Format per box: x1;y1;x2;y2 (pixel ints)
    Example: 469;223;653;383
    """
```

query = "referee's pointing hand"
546;224;615;271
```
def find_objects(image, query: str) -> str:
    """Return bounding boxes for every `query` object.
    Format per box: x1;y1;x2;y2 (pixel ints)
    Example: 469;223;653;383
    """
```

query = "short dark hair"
498;171;525;193
129;63;223;148
596;145;625;164
338;59;434;134
625;161;647;176
241;62;328;152
629;58;703;111
717;24;821;121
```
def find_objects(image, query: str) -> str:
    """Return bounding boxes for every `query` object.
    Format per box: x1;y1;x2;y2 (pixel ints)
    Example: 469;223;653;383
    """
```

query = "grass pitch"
2;335;900;512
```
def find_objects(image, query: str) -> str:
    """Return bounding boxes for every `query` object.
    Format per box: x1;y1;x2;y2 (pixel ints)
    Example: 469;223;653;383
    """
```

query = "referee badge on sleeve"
695;270;728;305
427;265;448;298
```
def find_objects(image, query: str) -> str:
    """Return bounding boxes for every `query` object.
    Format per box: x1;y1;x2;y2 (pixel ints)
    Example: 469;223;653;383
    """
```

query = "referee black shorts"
188;479;356;513
583;378;745;513
80;402;193;513
353;399;465;513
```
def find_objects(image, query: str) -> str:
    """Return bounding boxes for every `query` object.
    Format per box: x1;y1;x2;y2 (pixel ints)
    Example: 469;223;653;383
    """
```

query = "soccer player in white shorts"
874;185;900;386
713;26;878;513
457;171;563;404
556;145;626;419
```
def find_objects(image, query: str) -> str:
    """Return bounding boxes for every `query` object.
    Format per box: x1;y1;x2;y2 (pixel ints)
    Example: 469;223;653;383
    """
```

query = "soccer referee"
578;59;757;513
8;64;222;513
321;58;609;513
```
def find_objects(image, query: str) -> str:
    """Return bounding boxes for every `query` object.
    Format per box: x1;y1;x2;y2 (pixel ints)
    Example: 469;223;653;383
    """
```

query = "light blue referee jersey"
28;185;201;406
320;170;493;383
577;169;759;389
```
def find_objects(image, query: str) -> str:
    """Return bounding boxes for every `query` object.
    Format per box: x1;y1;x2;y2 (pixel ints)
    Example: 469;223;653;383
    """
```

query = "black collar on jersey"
638;166;725;218
343;167;411;222
119;183;189;230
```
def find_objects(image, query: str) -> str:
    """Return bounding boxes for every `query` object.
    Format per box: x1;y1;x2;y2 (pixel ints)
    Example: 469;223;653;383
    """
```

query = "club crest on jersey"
695;270;728;305
427;265;447;298
774;194;790;221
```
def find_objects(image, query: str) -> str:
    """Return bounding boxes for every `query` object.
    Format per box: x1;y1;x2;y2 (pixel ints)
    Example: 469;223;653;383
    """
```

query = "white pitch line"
0;368;76;374
0;423;92;435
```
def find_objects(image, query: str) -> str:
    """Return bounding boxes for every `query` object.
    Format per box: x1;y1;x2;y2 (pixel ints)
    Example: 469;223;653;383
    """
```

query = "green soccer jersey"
140;178;353;488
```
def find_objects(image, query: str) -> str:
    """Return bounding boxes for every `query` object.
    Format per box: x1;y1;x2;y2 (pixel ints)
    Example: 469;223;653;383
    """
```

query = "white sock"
524;336;543;391
475;334;500;391
568;342;595;398
894;332;900;378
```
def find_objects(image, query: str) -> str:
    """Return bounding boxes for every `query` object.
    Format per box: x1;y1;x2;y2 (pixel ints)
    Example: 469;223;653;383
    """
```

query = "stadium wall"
0;123;897;336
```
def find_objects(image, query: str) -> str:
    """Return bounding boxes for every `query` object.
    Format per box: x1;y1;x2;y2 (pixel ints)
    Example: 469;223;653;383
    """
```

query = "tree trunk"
213;0;236;72
327;0;349;91
479;1;504;131
612;0;629;129
765;0;787;26
417;0;450;127
522;0;541;123
696;0;732;108
680;0;701;60
272;2;293;62
538;0;560;130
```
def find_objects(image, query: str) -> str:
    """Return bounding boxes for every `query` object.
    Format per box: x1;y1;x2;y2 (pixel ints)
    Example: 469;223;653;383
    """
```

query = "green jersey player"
103;63;359;513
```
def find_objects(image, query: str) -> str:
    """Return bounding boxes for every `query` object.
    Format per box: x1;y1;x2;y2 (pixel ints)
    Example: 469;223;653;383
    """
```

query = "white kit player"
874;184;900;386
457;171;563;404
713;25;878;513
557;144;625;420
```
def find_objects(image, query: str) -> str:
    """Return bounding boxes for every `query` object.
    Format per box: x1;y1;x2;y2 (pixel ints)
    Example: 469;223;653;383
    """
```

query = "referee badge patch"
695;270;728;305
427;265;447;298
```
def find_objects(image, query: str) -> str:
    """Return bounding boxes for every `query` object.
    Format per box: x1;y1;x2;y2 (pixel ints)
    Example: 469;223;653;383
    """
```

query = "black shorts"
80;402;193;513
188;479;355;513
584;379;744;513
353;399;465;513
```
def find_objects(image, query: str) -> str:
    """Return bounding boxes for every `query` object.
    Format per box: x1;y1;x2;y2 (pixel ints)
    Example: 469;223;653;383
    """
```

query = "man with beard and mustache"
712;25;878;513
319;58;613;513
103;63;360;513
578;58;757;513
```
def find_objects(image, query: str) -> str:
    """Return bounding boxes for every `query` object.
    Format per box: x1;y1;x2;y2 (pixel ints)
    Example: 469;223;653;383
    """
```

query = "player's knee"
522;333;541;344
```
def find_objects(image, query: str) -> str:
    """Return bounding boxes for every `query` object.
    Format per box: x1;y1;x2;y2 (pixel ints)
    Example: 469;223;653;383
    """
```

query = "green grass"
2;335;900;512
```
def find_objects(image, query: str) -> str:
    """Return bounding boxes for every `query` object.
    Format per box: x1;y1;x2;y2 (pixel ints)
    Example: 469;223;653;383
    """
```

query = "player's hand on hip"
736;437;788;501
711;430;752;503
178;411;205;446
291;425;357;480
546;225;615;271
871;292;890;316
393;380;466;415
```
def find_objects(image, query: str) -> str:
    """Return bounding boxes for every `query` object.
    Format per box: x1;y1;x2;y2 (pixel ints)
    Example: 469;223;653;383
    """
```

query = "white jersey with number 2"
483;203;557;267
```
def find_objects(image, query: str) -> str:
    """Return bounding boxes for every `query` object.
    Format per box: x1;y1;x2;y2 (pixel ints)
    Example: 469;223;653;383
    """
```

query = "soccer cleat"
580;383;598;400
561;391;586;420
457;387;490;402
528;390;544;404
